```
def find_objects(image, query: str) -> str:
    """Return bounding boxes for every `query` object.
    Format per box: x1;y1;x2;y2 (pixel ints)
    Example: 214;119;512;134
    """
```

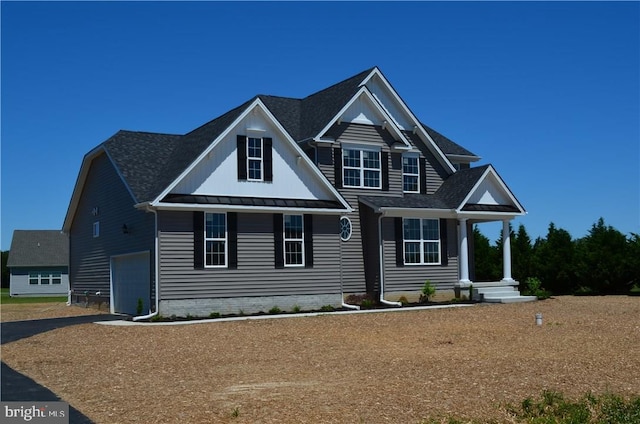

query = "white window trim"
247;137;264;182
343;147;382;189
403;218;441;265
205;212;228;268
402;153;420;193
284;214;305;267
28;271;61;285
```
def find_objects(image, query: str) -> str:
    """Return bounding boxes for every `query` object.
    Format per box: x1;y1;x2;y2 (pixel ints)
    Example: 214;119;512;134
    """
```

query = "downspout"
133;207;160;321
378;214;402;307
339;219;360;311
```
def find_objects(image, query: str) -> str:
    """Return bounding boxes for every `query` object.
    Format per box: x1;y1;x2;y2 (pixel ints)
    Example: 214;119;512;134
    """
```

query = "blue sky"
1;1;639;250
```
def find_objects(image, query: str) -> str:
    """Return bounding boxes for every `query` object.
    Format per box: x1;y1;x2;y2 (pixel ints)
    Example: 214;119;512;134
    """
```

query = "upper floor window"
343;148;381;189
403;154;419;193
205;212;227;267
403;218;440;265
93;221;100;238
247;137;263;181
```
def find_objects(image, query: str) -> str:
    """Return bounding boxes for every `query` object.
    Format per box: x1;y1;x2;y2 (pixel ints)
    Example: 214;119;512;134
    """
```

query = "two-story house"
62;67;529;318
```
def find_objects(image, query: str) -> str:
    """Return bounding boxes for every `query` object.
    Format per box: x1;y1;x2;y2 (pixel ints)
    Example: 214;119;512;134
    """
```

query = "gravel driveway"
2;296;639;423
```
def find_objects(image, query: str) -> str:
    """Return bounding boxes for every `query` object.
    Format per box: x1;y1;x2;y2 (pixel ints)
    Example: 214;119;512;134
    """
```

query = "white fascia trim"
363;68;457;174
151;99;351;213
313;86;412;148
63;145;107;232
152;203;350;215
455;165;526;214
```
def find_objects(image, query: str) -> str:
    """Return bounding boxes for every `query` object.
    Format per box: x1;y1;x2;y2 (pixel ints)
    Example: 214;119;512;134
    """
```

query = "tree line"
474;218;640;295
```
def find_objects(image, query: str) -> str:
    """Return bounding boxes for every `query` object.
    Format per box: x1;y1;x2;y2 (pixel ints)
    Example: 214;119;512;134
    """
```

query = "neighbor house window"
29;272;38;285
284;214;304;266
93;221;100;238
402;154;420;193
205;213;227;267
343;148;381;189
52;272;62;284
40;272;50;284
247;137;263;181
28;271;61;285
403;218;440;265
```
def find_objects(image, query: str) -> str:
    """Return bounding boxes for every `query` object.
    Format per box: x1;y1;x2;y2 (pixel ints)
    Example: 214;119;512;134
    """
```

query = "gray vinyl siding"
68;152;155;297
9;266;69;296
382;218;459;292
404;131;450;194
158;211;341;299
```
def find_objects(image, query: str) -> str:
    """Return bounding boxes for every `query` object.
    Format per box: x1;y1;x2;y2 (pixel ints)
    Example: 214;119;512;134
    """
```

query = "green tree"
472;225;500;281
532;223;575;294
627;233;640;287
574;218;631;294
512;224;533;282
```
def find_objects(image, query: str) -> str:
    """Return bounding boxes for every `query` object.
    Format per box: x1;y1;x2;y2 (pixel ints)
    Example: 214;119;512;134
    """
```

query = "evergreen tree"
512;224;533;282
532;223;575;294
574;218;630;294
473;225;501;281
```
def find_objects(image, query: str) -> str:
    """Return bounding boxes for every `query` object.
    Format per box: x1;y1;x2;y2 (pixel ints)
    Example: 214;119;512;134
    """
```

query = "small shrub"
231;406;240;418
292;305;301;313
150;314;164;322
360;298;374;309
419;280;436;303
268;306;281;314
238;309;245;316
630;284;640;296
320;304;335;312
398;295;409;306
209;312;221;319
574;285;597;296
523;277;551;300
136;298;144;315
185;313;194;320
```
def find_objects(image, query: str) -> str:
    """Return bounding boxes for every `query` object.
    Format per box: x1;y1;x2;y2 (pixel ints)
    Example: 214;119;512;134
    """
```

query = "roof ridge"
184;96;258;137
302;67;374;101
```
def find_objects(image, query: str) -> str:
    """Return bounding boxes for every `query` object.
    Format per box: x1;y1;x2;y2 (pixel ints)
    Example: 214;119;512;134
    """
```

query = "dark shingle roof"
421;123;477;157
97;68;478;204
7;230;69;268
163;194;344;210
360;165;490;211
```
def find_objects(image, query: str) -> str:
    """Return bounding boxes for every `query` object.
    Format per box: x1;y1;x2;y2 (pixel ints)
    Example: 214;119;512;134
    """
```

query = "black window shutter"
193;211;204;269
237;135;247;180
304;214;313;268
263;137;273;182
440;218;448;266
382;151;389;191
273;214;284;269
333;147;342;188
420;158;427;194
228;212;238;269
394;217;404;267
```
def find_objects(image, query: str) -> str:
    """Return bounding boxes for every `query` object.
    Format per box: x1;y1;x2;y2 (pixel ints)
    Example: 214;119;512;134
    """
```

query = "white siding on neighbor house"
9;267;69;296
170;109;336;201
158;211;342;300
364;75;414;130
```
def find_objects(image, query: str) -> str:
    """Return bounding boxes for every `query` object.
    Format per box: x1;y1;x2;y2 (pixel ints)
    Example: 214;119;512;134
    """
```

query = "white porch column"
501;219;515;283
458;218;471;285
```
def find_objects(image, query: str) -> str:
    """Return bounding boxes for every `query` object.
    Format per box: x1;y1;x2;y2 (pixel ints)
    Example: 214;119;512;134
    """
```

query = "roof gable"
7;230;69;268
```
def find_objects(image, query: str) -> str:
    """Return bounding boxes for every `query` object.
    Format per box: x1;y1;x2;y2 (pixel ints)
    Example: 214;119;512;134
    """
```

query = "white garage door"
111;252;150;315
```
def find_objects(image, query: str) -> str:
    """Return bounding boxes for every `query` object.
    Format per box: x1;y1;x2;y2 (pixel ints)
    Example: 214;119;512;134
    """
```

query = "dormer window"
402;154;419;193
343;147;381;189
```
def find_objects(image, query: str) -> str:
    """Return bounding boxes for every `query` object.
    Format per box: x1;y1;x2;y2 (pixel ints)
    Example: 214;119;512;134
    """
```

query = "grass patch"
1;288;67;304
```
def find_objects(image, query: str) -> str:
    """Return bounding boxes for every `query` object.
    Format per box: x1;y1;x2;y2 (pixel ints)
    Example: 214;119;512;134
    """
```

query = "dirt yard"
2;296;639;423
1;302;109;323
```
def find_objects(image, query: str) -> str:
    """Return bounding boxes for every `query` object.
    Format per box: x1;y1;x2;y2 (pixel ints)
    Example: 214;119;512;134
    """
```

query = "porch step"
472;282;537;304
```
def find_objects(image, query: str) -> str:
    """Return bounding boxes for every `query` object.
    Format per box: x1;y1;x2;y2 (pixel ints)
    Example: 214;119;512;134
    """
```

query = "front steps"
471;282;537;303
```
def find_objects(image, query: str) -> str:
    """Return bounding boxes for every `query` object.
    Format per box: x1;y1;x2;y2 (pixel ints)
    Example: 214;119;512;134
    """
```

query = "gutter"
133;207;160;321
378;214;402;307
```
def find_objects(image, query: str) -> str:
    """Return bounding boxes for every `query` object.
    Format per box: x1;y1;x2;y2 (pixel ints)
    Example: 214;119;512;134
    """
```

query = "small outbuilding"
7;230;69;296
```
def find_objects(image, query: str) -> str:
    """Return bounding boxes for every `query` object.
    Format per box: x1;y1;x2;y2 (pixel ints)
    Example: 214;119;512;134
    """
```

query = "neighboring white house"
7;230;69;296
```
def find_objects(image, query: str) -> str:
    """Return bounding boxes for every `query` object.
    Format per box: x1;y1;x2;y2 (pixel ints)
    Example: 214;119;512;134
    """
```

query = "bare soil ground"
2;296;639;423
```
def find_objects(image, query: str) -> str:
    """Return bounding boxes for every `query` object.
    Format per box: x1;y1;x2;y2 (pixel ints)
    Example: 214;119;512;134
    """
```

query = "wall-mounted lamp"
382;120;388;130
122;224;130;234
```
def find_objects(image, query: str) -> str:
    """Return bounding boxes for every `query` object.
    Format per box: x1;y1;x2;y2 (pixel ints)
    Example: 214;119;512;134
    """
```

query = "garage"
111;251;150;315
